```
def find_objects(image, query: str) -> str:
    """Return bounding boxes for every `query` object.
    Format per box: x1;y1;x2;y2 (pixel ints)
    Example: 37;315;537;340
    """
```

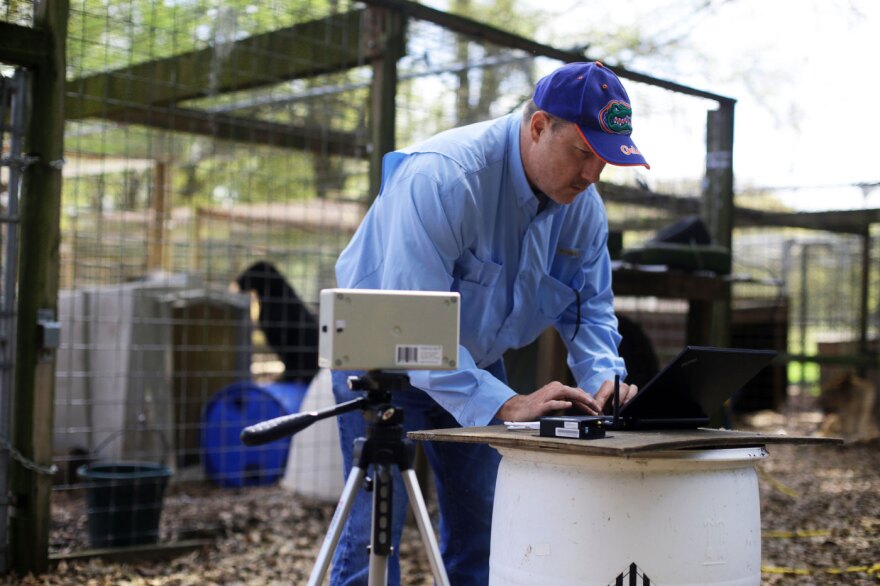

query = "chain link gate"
0;68;26;576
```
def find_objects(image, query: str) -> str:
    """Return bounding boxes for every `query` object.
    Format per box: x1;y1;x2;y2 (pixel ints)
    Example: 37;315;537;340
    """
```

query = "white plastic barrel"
490;446;767;586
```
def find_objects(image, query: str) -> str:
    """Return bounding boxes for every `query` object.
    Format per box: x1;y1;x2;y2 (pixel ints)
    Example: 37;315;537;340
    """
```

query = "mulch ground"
3;402;878;585
749;411;880;585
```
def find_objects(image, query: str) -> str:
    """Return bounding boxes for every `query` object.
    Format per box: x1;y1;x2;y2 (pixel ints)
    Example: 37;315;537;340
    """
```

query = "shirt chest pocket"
512;271;577;346
455;249;502;289
538;257;586;320
454;250;504;355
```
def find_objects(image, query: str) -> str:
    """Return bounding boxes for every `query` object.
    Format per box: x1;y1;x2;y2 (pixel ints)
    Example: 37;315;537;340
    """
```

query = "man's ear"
529;110;550;141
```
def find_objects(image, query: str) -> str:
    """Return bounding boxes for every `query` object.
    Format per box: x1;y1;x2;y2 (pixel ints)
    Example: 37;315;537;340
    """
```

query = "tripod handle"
240;411;318;446
240;397;366;446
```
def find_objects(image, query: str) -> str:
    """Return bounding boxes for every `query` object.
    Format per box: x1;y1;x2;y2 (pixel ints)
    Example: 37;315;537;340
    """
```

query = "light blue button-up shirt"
336;112;625;427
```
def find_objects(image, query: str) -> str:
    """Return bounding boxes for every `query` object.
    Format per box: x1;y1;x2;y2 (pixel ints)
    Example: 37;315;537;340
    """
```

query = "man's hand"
593;379;638;414
495;378;639;422
495;381;603;422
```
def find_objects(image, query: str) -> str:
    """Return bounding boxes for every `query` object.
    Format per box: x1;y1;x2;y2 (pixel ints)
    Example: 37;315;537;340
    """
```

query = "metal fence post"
8;0;68;574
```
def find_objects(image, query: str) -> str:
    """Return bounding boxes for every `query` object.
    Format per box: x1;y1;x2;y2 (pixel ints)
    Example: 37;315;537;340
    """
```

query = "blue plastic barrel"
202;380;308;488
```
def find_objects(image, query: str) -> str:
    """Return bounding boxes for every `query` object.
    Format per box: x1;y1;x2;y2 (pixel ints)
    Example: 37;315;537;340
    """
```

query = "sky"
552;0;880;211
433;0;880;211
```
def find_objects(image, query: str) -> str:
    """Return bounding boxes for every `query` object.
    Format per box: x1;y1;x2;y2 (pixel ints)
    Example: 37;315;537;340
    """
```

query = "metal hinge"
37;308;61;361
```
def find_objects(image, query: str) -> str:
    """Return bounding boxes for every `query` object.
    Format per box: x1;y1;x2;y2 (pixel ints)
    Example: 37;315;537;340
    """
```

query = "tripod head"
347;371;410;394
239;371;410;446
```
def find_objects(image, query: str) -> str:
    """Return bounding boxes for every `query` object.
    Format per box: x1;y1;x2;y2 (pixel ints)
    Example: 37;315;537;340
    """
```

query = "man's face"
523;112;607;205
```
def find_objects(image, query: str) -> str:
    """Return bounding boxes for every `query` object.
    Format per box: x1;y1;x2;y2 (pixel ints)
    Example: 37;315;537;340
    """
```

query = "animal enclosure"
0;0;877;571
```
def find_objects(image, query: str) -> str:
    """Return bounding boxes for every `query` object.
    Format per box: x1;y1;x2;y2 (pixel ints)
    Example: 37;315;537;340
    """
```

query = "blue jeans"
330;364;504;586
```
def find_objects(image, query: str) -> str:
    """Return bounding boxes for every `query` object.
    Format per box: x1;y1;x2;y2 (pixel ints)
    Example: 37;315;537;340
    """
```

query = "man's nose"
581;158;606;185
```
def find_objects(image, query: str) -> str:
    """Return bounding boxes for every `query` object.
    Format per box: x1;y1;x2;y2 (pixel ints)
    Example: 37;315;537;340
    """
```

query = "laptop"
605;346;777;430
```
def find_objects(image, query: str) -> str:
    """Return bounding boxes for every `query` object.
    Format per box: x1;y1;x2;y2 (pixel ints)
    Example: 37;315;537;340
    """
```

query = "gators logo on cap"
598;100;633;135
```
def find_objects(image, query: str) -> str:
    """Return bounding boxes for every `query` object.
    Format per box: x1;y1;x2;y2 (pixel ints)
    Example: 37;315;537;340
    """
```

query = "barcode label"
555;428;579;438
395;345;443;366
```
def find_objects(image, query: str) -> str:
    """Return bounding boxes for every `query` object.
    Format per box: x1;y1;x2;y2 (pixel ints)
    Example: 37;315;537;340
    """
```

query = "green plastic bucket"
77;431;173;548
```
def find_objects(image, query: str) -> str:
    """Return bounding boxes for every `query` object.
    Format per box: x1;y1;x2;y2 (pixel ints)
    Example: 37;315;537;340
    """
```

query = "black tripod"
241;372;450;586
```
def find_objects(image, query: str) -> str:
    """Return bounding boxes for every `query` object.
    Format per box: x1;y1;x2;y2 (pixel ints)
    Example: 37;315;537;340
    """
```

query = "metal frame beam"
0;22;50;69
100;106;366;158
359;0;735;105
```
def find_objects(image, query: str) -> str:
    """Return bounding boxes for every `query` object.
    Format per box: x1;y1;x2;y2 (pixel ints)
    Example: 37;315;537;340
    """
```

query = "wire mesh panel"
56;0;372;553
736;228;880;396
0;67;26;576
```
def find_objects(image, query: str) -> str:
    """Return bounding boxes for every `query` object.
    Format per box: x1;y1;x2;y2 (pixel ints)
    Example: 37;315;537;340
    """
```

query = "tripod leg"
368;463;392;586
308;466;367;586
401;469;451;586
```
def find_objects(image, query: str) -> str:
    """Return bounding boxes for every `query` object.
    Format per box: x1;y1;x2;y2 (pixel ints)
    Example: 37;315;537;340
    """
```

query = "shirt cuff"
579;368;624;396
408;368;516;428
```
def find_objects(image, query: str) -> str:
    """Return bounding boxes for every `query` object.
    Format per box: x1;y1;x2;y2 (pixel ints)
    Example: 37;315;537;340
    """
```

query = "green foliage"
0;0;32;24
66;0;342;75
451;0;539;39
787;359;820;390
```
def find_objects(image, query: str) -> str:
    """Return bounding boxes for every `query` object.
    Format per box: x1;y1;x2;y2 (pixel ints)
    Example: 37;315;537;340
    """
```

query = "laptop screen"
616;346;777;429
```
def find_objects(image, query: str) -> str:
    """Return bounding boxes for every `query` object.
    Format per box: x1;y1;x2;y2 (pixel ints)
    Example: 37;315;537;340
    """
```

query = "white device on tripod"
306;288;456;586
318;288;460;371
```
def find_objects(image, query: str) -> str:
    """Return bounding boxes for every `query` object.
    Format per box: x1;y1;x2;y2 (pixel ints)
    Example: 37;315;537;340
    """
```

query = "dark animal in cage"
616;314;660;389
235;261;320;385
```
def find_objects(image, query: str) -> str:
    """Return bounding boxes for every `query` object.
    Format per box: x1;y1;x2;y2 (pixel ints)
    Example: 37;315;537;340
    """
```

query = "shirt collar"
507;115;562;217
507;116;540;210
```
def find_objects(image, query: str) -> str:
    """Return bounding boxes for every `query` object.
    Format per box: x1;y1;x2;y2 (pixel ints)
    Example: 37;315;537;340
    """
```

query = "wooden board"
408;426;841;456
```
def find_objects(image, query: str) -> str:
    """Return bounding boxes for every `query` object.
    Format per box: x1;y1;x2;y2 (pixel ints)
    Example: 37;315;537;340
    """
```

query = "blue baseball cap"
533;61;650;169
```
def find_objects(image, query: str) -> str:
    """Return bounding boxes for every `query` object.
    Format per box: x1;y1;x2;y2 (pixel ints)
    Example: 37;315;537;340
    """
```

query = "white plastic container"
490;446;767;586
281;369;345;502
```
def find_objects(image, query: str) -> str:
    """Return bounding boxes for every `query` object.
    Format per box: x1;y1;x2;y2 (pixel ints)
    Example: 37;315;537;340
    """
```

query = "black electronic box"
539;415;608;440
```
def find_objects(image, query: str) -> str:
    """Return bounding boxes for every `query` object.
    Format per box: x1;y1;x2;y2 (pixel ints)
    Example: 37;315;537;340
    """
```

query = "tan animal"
818;371;880;442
